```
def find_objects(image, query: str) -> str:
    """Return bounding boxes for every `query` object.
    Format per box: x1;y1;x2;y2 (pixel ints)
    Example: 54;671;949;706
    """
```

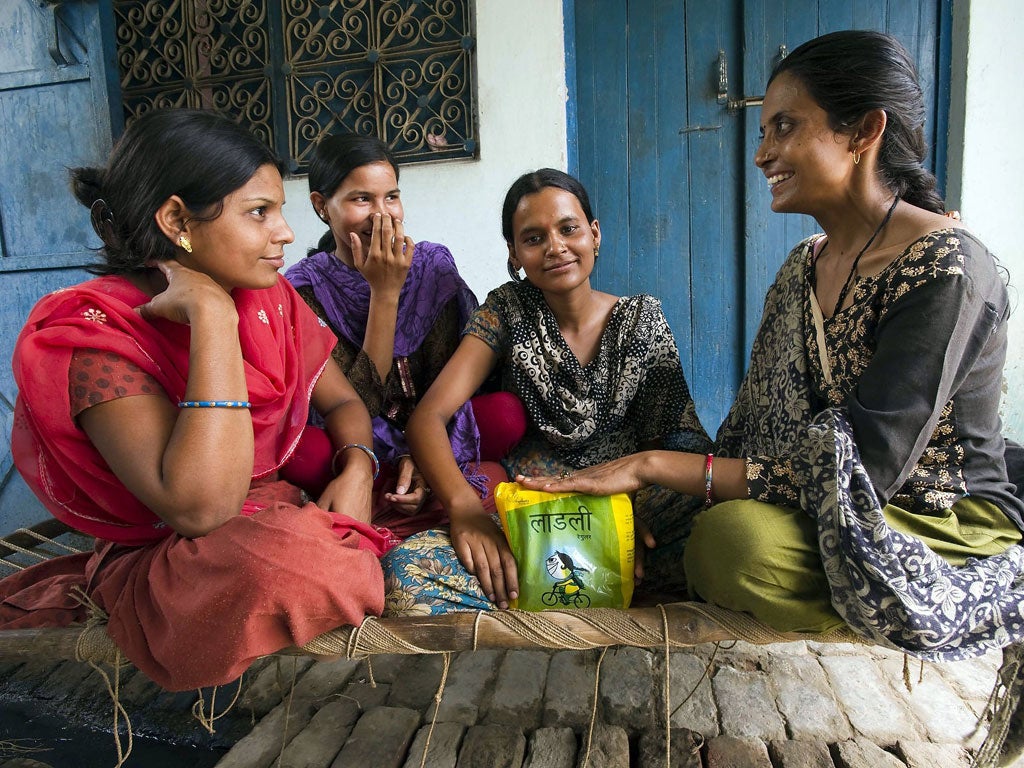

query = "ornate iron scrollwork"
114;0;478;172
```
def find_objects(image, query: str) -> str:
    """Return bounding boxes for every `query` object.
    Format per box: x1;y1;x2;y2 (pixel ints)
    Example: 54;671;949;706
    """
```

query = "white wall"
281;0;569;303
947;0;1024;440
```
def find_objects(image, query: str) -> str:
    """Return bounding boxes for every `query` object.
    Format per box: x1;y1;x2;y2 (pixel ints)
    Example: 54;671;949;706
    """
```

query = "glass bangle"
704;453;715;509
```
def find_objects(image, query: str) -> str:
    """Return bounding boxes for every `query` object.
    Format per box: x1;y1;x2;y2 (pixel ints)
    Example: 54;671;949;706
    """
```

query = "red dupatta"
11;275;335;545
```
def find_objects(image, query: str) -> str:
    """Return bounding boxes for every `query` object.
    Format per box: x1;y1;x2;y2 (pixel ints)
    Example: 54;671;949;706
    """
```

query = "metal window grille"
114;0;478;172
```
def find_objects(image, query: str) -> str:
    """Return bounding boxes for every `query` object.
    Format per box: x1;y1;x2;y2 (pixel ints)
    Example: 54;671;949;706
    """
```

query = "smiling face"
754;71;855;217
315;160;403;265
508;186;601;292
180;163;293;293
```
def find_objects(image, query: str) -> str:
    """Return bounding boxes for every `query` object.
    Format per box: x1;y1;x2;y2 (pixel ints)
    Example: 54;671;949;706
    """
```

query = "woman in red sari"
0;109;394;691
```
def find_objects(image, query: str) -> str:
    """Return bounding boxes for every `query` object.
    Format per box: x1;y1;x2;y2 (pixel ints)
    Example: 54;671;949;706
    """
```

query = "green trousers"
683;497;1022;634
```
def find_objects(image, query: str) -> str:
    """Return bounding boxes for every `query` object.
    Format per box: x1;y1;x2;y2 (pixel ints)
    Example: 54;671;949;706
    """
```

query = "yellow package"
494;482;634;611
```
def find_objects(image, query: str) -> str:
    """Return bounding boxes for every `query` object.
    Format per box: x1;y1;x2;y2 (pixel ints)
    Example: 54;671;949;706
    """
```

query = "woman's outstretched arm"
406;335;520;607
517;450;748;504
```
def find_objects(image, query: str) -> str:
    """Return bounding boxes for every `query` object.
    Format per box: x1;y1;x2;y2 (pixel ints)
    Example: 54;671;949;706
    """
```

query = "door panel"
738;0;820;359
625;2;695;369
573;1;630;291
571;0;949;432
0;0;120;530
682;2;745;420
574;1;746;429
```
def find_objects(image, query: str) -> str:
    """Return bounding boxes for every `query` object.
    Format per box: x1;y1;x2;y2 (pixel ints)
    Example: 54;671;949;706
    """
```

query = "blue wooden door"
569;0;950;432
0;1;120;530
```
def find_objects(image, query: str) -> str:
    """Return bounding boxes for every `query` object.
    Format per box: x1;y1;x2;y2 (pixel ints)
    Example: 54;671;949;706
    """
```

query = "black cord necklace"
816;195;900;317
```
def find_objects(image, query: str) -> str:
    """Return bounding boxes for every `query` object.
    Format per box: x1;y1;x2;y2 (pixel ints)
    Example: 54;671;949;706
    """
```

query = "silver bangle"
332;443;380;479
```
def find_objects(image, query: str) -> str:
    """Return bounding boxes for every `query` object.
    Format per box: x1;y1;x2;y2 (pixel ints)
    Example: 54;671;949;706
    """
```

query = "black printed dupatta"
717;236;1024;662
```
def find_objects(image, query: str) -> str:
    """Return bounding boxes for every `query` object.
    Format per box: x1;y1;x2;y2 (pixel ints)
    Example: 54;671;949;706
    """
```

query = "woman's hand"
449;503;519;610
351;213;416;379
516;453;651;497
317;458;374;524
521;452;748;509
517;460;656;585
311;363;377;523
383;455;430;516
136;260;237;326
633;518;656;585
350;213;415;298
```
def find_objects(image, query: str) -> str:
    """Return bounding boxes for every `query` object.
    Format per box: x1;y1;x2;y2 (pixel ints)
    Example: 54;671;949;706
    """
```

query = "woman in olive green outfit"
521;30;1024;660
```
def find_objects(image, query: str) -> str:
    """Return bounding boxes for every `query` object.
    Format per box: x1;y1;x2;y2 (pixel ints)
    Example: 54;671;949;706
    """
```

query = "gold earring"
178;234;192;253
852;148;861;165
593;245;600;260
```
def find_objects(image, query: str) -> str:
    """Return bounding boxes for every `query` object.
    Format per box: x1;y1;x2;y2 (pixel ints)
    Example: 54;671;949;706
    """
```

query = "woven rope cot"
0;600;863;667
0;521;861;665
7;521;1023;768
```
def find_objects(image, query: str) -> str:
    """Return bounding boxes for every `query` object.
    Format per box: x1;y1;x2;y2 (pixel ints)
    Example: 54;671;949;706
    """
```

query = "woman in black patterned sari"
521;31;1024;662
383;169;710;614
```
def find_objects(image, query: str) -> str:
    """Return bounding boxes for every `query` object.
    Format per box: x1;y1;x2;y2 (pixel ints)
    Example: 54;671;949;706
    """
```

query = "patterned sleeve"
746;455;802;506
841;234;998;503
69;348;165;418
463;291;509;357
294;284;385;416
418;298;463;387
633;298;712;453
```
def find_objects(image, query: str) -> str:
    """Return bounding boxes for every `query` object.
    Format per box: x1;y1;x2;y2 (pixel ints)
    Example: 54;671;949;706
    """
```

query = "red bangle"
704;453;715;509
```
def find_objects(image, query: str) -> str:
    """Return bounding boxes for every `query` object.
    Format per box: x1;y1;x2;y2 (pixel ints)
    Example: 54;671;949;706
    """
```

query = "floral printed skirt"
383;528;494;616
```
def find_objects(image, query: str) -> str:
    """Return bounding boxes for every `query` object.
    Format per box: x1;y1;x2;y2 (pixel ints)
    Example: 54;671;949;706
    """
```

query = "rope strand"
581;647;608;768
661;605;671;768
418;652;452;768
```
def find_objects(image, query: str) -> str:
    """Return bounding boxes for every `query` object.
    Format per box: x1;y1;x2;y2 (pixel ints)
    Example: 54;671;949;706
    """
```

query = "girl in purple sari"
286;134;524;539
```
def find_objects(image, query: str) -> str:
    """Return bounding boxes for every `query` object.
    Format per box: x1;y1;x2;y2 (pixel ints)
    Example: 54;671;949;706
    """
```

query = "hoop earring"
178;234;193;253
507;259;523;282
852;148;861;165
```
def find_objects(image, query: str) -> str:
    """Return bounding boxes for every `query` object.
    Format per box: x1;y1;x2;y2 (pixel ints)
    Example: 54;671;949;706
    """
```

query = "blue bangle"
178;400;251;408
332;443;380;480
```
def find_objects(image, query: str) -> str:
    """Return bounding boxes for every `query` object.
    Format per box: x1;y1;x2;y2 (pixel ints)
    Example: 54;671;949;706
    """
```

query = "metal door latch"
36;0;78;67
716;45;787;113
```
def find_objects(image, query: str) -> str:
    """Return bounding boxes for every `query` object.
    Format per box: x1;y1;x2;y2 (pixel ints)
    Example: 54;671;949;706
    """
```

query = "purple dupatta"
287;242;488;492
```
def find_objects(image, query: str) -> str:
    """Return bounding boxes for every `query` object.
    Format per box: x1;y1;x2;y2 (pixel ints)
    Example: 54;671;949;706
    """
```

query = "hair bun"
70;166;106;208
